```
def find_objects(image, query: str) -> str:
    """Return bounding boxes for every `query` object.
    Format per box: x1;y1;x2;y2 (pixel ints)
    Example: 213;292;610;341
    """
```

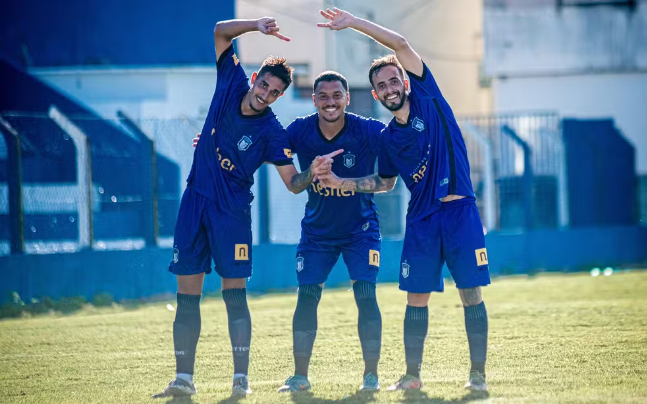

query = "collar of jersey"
238;92;272;120
391;92;415;129
316;113;348;144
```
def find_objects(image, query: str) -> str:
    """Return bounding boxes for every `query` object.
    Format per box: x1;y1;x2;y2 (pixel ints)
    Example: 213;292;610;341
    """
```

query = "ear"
251;71;258;85
346;92;350;106
312;93;316;106
404;79;409;92
371;89;379;101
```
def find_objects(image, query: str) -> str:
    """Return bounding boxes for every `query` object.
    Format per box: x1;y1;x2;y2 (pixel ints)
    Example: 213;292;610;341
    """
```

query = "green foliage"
91;293;114;307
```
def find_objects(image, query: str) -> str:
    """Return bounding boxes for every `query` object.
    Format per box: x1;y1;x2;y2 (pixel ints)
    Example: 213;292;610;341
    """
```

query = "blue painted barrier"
1;225;646;303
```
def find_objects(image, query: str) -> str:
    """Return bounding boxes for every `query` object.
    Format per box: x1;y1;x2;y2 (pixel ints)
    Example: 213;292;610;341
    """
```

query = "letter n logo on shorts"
369;250;380;267
475;248;488;266
235;244;249;261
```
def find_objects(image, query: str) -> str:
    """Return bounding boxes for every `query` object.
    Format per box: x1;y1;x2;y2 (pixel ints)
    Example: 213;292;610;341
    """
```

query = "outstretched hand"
317;8;356;31
257;17;290;41
311;149;343;181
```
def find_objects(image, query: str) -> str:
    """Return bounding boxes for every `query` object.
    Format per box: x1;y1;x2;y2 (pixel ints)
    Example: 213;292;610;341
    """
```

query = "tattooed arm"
317;171;397;194
275;149;344;194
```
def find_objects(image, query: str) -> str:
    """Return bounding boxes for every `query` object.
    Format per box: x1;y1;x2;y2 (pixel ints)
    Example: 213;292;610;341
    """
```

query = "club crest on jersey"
173;247;179;263
401;261;410;278
237;136;252;151
296;256;304;272
412;117;425;132
343;153;356;168
362;222;370;231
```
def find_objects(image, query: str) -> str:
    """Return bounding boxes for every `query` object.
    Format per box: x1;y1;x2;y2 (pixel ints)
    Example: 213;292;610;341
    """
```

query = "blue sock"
464;302;488;375
223;288;251;376
404;305;428;379
174;293;201;376
353;281;382;377
293;284;322;378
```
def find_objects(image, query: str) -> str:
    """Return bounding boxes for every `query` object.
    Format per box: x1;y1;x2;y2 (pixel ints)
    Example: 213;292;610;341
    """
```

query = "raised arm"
317;8;423;77
214;17;290;61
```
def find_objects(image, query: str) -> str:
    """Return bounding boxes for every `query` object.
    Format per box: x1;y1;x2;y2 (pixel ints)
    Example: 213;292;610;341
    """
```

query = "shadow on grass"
162;396;196;404
288;390;378;404
402;389;490;403
213;394;245;404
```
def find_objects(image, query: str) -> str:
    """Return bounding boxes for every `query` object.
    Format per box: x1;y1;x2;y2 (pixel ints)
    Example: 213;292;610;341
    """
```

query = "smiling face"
248;72;287;112
371;64;408;112
313;79;349;123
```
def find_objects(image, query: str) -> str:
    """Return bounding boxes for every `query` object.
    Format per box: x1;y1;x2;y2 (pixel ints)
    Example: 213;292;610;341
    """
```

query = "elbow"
393;36;409;52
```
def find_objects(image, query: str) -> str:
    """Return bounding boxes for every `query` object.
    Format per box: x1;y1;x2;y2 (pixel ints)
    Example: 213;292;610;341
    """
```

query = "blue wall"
1;1;236;67
2;226;646;303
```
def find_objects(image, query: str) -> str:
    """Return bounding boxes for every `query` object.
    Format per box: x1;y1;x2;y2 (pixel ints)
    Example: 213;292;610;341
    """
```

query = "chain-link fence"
1;110;569;255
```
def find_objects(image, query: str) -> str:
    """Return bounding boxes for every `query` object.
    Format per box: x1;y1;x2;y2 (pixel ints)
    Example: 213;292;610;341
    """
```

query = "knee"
407;292;431;307
297;284;323;305
459;287;483;307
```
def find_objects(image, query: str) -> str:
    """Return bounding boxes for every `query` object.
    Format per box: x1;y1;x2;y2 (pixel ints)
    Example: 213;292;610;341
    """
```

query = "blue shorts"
400;198;490;293
169;187;252;278
295;233;381;285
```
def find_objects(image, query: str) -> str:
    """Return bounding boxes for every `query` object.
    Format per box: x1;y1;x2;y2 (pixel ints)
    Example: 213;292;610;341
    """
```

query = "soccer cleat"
386;374;423;391
359;372;380;391
232;375;252;396
277;375;311;393
151;378;197;398
464;370;487;391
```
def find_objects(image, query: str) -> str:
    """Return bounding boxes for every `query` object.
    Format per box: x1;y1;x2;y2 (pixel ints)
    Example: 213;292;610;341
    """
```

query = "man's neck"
240;92;260;116
318;113;346;140
393;100;410;125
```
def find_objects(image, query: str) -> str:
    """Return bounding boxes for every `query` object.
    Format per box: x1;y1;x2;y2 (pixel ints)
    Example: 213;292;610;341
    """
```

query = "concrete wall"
236;0;492;116
493;72;647;173
2;226;646;303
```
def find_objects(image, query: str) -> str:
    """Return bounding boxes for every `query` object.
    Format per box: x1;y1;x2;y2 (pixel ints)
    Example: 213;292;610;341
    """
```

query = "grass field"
1;271;646;404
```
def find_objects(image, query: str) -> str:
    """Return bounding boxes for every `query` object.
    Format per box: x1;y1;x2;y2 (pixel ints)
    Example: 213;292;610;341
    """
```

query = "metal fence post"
49;106;94;249
502;125;534;230
117;111;158;247
0;116;25;254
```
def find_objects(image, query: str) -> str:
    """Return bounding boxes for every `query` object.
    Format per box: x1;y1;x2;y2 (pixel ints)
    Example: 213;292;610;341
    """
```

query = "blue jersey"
187;45;293;221
287;113;385;238
378;62;474;224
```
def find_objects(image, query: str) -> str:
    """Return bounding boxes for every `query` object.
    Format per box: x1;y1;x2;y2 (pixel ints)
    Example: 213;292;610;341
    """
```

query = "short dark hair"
258;56;294;90
313;71;349;93
368;54;404;87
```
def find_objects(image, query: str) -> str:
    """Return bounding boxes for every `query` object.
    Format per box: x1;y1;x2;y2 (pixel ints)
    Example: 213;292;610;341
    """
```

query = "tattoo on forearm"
290;168;313;193
342;174;396;194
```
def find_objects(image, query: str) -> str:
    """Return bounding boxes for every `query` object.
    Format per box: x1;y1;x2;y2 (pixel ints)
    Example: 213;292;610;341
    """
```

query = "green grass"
1;271;647;404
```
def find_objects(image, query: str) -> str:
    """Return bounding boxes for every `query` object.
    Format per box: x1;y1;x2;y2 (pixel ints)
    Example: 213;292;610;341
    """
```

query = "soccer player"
194;71;396;392
154;17;341;398
277;71;396;393
317;8;491;392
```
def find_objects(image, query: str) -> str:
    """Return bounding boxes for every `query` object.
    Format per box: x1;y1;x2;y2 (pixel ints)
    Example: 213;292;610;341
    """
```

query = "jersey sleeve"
265;127;294;167
365;118;387;156
216;44;249;99
406;62;442;99
377;135;398;179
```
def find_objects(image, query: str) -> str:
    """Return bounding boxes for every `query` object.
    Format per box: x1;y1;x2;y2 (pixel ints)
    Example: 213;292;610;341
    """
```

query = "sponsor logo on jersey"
475;248;488;267
369;250;380;267
284;148;293;158
235;244;249;261
310;182;356;197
